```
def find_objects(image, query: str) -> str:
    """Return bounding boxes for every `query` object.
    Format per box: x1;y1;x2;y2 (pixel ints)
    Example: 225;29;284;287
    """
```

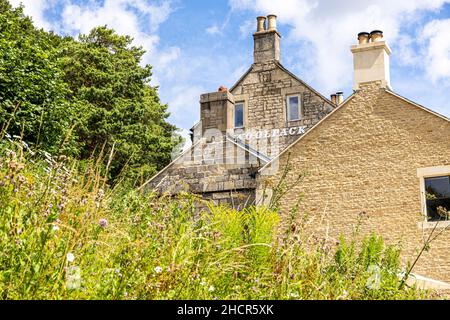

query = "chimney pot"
267;14;277;31
357;32;370;44
256;16;267;32
370;30;383;42
336;92;344;105
330;94;337;105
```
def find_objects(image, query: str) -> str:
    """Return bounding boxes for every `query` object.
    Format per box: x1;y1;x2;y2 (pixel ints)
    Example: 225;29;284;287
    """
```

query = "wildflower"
154;266;163;274
66;265;81;290
115;268;122;278
208;285;215;292
52;225;60;232
99;218;108;228
200;281;206;286
67;253;75;263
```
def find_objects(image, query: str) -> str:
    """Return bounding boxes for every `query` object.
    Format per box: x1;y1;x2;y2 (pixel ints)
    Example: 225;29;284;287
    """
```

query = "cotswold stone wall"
259;82;450;282
231;61;334;155
144;61;333;207
144;140;261;210
146;163;259;210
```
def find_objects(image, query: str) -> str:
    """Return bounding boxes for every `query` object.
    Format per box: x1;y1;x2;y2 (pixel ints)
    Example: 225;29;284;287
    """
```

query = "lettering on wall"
233;126;306;141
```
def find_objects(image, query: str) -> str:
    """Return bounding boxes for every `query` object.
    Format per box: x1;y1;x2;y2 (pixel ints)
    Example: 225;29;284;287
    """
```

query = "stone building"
142;15;450;286
141;15;335;208
257;31;450;284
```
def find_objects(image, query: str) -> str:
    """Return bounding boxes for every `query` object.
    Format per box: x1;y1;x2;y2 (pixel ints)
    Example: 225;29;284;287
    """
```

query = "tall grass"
0;138;425;299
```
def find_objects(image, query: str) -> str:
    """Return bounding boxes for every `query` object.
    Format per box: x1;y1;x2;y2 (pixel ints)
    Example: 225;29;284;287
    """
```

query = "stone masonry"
142;15;335;207
258;81;450;282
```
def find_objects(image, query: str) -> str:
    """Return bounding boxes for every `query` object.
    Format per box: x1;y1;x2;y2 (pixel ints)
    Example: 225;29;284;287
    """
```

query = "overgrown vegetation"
0;1;432;300
0;139;425;299
0;1;182;184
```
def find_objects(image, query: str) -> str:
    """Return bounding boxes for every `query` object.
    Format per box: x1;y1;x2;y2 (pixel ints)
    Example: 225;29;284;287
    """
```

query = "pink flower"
99;218;108;228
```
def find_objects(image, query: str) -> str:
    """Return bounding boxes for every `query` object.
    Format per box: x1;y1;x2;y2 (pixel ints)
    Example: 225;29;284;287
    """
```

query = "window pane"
235;104;244;128
288;96;299;121
425;176;450;221
425;176;450;198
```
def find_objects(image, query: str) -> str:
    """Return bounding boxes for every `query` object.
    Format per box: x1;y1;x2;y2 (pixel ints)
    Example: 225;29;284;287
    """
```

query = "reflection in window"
287;95;301;121
235;103;244;128
425;175;450;221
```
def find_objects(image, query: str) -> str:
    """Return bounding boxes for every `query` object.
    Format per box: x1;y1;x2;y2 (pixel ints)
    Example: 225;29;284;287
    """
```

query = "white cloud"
239;19;254;38
9;0;54;30
229;0;450;93
420;19;450;83
205;13;231;36
206;25;221;35
60;0;176;67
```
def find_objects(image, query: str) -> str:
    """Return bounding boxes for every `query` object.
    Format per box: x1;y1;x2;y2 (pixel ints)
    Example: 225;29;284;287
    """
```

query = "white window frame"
417;166;450;229
234;102;245;129
286;94;302;122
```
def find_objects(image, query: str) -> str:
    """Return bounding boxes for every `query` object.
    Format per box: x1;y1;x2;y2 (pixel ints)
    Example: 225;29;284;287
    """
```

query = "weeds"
0;138;425;299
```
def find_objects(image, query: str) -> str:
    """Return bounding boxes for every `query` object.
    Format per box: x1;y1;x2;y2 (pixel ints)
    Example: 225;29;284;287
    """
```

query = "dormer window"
235;103;244;128
287;94;301;122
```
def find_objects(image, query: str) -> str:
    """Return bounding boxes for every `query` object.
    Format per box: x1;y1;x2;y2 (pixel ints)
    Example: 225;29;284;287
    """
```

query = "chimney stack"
253;14;281;64
351;30;392;91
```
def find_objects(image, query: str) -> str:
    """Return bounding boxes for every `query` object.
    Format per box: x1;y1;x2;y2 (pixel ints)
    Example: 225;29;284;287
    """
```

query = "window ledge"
418;220;450;230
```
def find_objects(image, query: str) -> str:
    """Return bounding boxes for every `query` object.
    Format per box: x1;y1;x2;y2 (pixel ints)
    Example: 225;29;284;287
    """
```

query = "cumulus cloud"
229;0;450;93
9;0;55;29
420;19;450;83
59;0;178;69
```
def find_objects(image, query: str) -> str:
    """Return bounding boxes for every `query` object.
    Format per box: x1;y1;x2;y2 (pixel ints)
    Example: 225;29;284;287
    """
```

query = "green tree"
0;1;182;184
0;0;78;154
58;26;182;183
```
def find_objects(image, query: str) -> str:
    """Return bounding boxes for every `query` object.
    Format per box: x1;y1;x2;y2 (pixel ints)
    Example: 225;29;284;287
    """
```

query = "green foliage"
0;1;78;154
0;1;182;184
59;26;181;182
0;139;426;300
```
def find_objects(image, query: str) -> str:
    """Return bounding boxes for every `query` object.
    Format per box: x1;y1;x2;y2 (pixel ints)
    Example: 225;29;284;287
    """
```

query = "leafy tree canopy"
0;0;182;184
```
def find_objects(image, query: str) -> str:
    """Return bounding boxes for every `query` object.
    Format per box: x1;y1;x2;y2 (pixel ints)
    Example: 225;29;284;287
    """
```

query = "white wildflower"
67;252;75;263
154;266;163;273
208;285;215;292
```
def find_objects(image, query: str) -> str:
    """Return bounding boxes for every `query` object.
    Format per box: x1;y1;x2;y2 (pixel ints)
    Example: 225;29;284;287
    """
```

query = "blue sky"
9;0;450;141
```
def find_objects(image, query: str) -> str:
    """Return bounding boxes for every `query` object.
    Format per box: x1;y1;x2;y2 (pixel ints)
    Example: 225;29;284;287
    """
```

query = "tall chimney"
351;30;392;91
253;14;281;64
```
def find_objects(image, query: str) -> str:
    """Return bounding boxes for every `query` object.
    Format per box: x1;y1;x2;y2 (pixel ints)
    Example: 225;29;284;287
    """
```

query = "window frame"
234;102;245;129
417;166;450;229
286;94;302;122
